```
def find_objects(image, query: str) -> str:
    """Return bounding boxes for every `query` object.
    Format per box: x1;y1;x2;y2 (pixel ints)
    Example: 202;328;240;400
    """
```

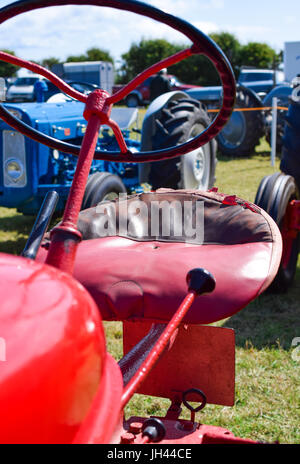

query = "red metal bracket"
123;322;235;407
123;416;258;444
287;200;300;235
281;200;300;269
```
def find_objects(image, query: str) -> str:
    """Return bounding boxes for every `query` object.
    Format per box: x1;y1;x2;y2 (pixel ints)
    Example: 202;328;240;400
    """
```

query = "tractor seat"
39;189;282;325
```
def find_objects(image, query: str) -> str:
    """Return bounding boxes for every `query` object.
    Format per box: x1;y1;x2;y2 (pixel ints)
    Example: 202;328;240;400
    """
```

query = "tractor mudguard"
185;85;222;103
0;253;108;444
263;84;293;108
140;90;190;153
263;84;293;151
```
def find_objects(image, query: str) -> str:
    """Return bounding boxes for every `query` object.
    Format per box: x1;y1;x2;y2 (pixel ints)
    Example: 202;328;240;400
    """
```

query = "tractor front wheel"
82;172;126;210
255;172;299;292
149;97;217;190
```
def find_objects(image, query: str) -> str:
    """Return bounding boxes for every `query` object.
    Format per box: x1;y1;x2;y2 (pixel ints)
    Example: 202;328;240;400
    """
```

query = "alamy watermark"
94;194;205;244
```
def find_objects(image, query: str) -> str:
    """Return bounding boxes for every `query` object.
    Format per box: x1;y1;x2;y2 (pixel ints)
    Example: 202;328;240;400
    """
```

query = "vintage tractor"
186;77;296;158
0;82;216;215
186;84;265;157
0;0;284;444
255;88;300;293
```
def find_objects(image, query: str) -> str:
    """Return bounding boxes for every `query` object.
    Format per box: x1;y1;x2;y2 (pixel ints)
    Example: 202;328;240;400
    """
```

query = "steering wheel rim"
0;0;236;163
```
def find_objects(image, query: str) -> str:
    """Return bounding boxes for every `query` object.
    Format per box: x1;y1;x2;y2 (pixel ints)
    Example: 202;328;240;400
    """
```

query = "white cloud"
210;0;225;9
0;3;192;61
228;24;274;45
284;15;297;25
0;0;299;64
192;21;220;35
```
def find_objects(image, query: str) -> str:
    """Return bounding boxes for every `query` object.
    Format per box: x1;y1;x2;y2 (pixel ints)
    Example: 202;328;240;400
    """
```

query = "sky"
0;0;299;67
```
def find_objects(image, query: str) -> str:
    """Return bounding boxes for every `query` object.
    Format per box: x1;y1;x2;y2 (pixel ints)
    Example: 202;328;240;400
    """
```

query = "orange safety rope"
207;106;288;113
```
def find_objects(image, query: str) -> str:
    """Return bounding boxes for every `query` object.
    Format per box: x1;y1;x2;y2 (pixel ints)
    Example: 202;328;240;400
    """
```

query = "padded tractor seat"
39;189;282;325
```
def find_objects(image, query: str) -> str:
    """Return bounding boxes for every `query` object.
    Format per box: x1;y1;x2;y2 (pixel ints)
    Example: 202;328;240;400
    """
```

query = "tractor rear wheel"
217;85;265;157
149;97;217;190
255;172;299;292
82;172;126;210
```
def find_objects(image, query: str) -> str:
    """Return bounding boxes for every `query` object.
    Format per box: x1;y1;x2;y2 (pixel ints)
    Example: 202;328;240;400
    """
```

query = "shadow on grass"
0;213;35;234
0;210;61;255
0;212;35;255
222;267;300;350
0;237;29;255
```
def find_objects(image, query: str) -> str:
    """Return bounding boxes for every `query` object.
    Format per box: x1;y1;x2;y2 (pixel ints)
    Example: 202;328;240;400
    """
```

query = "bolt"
129;422;143;434
120;432;135;444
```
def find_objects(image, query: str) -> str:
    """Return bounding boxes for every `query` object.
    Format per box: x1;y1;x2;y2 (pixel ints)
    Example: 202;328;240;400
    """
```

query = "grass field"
0;138;299;444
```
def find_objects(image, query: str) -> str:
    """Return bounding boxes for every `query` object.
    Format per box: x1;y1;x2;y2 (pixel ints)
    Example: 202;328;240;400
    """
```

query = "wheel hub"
193;149;205;182
219;111;246;148
182;146;208;190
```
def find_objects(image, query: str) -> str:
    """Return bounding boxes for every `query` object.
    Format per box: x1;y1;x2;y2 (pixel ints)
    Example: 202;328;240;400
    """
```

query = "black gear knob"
141;418;166;443
186;268;216;296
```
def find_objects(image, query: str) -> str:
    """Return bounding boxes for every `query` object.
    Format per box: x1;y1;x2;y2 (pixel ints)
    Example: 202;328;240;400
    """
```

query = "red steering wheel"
0;0;236;163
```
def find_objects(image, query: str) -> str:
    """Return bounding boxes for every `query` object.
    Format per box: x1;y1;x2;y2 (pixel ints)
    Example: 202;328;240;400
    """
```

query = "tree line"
1;32;282;86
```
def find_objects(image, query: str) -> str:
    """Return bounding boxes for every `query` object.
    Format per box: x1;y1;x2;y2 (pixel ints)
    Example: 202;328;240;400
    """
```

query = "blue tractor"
186;77;295;157
254;84;300;292
0;91;217;215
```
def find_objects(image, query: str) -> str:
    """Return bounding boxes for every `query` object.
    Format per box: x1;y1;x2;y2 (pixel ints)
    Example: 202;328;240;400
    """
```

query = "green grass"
213;138;280;198
0;138;299;443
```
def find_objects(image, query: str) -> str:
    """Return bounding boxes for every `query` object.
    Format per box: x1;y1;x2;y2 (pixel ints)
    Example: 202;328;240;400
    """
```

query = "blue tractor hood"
2;100;85;127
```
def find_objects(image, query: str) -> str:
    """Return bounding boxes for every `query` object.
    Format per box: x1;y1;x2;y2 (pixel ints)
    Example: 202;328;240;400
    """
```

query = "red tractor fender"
0;252;122;444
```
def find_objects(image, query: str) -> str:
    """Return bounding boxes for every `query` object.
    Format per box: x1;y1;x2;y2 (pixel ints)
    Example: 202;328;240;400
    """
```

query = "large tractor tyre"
149;97;217;190
217;85;265;157
82;172;127;210
255;172;299;292
280;97;300;192
254;171;282;212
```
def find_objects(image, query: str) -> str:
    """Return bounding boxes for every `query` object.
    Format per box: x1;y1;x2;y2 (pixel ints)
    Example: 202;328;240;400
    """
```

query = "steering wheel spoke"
108;47;193;105
107;118;129;154
0;51;88;103
0;0;236;163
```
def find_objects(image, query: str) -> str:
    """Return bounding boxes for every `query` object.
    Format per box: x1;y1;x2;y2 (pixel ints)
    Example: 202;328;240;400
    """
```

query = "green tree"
120;37;225;86
86;47;113;62
65;54;86;62
209;32;241;76
66;47;114;64
118;36;278;88
239;42;277;69
120;39;180;82
171;32;242;86
0;49;18;77
40;56;60;69
169;53;220;86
